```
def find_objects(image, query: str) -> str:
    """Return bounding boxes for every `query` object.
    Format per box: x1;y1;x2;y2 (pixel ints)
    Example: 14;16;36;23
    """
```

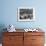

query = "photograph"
18;7;35;21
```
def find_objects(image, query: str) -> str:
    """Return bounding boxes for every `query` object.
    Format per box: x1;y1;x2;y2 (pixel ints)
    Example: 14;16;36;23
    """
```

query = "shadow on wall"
0;24;7;43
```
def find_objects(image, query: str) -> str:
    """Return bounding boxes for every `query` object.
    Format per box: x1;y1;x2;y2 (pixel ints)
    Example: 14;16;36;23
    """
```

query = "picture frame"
17;7;35;21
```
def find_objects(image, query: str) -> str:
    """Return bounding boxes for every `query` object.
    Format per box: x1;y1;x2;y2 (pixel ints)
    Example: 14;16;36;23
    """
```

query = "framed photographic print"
17;7;35;21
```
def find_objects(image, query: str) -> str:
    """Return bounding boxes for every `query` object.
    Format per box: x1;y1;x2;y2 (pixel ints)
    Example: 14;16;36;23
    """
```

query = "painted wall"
0;0;46;43
0;0;46;31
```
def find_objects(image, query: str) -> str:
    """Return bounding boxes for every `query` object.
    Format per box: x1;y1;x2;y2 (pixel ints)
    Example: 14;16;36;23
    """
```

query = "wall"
0;0;46;30
0;0;46;44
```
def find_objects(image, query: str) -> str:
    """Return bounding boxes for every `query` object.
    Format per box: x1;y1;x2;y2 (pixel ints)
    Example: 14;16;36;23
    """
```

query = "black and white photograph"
18;7;35;21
